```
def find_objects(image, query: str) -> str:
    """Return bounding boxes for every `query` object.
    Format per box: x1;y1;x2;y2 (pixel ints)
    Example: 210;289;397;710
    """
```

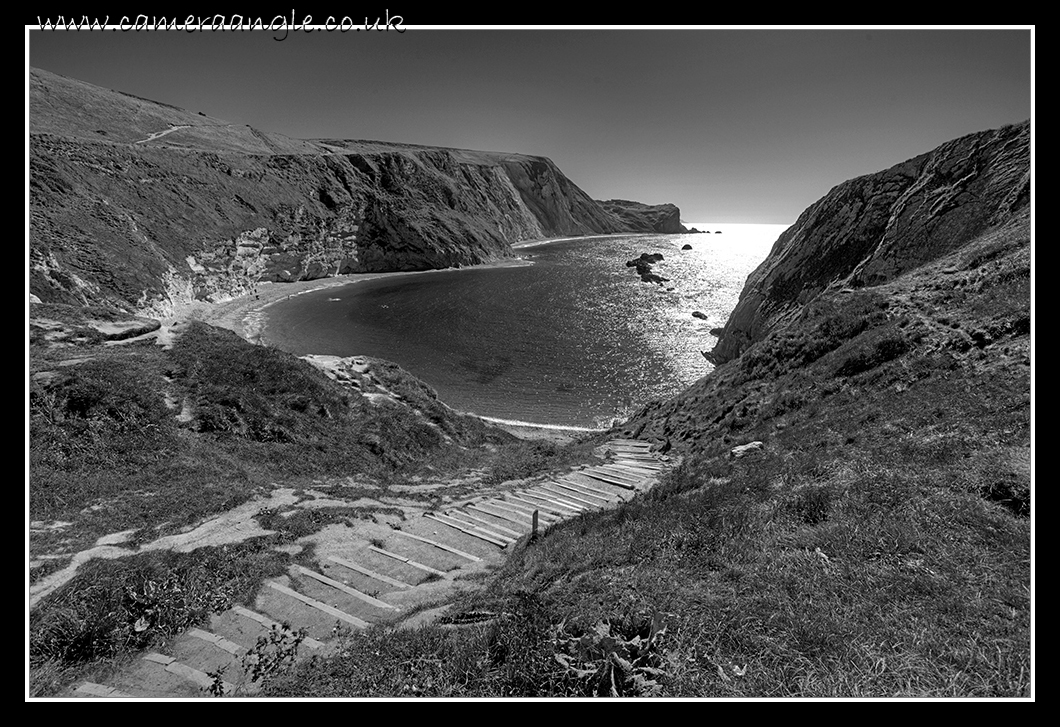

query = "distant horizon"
28;27;1032;223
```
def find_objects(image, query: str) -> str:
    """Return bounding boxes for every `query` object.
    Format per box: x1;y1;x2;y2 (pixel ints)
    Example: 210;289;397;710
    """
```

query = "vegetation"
28;218;1031;697
28;311;600;693
264;227;1031;698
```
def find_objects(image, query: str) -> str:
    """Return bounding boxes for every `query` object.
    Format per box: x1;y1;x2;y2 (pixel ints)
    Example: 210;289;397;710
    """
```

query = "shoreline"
191;256;534;342
510;232;648;249
193;231;655;335
187;250;614;444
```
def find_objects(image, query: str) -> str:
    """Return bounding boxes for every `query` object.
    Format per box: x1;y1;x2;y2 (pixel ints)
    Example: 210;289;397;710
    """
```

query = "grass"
259;224;1030;698
28;311;607;694
28;216;1031;697
30;542;290;673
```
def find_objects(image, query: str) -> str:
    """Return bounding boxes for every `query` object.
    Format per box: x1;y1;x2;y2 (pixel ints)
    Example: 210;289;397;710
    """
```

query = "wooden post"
531;509;539;541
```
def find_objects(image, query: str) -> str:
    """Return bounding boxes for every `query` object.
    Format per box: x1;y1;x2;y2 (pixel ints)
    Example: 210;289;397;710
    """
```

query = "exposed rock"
682;244;693;250
730;441;764;459
625;252;669;284
709;121;1030;364
692;311;708;320
84;317;162;341
598;199;689;233
29;68;678;311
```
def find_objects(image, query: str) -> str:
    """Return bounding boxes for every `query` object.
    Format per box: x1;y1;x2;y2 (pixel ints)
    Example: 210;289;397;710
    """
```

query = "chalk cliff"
708;121;1030;364
598;199;688;234
29;68;681;311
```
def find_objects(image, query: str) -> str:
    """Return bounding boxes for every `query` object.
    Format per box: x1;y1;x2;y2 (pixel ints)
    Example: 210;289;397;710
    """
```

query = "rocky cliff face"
708;121;1030;364
29;68;682;311
598;199;688;234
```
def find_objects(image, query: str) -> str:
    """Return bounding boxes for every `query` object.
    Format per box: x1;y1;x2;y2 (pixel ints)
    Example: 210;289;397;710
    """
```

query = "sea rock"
626;253;668;284
681;244;693;250
692;311;708;320
709;120;1030;364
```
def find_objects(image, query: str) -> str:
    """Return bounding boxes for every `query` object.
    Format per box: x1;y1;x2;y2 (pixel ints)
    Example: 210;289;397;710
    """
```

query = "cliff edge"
29;68;683;311
708;121;1030;364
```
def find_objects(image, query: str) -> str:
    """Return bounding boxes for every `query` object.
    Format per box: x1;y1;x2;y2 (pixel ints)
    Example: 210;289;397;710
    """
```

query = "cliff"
29;68;681;311
597;199;688;234
708;121;1030;364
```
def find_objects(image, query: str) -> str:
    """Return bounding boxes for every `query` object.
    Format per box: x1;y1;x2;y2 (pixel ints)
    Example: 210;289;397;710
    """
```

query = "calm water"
263;224;784;429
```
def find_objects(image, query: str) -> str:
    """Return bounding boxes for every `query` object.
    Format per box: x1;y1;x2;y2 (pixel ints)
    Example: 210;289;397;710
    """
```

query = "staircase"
65;439;670;698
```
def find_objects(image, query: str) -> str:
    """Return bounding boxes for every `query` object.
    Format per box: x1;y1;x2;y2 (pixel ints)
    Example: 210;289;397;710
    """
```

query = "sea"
262;223;787;431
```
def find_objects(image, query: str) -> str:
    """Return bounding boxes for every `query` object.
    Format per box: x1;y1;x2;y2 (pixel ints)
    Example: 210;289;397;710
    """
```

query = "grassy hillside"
261;210;1031;698
29;309;611;693
28;208;1031;697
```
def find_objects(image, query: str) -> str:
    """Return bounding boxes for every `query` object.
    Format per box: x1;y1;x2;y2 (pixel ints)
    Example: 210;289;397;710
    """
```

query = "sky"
27;25;1032;224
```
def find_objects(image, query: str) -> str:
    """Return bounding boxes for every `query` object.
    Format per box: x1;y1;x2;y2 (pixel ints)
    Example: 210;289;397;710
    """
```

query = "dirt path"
63;439;672;698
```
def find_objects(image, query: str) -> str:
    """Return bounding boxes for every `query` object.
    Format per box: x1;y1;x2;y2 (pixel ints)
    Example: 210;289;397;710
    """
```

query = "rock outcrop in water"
30;68;686;311
625;252;669;284
708;121;1030;364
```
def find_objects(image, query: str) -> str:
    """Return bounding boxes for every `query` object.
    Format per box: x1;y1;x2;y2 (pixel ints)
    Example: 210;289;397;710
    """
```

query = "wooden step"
507;494;574;517
368;545;448;578
231;606;324;649
610;461;662;470
74;682;135;698
424;512;513;547
143;653;234;695
546;480;613;504
267;581;370;629
468;501;541;528
393;529;482;562
608;461;665;475
518;490;586;512
327;555;413;590
485;498;560;521
580;470;638;489
187;627;244;655
446;509;524;538
591;466;644;483
296;566;398;610
608;438;653;447
537;484;602;509
527;487;593;510
555;477;623;501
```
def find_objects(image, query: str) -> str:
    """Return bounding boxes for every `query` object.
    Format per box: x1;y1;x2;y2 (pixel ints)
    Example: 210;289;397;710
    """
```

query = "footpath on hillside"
63;438;673;699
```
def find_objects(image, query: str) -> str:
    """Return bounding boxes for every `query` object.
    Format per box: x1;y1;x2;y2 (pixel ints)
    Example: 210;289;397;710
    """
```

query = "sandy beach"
182;254;591;444
191;232;647;337
191;257;534;341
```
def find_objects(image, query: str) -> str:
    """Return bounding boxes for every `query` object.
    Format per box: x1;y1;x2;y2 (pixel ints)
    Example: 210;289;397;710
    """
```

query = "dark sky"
28;26;1032;223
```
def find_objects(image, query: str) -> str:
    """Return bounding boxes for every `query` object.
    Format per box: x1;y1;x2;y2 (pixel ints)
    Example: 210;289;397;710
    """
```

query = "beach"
192;258;534;341
185;256;585;444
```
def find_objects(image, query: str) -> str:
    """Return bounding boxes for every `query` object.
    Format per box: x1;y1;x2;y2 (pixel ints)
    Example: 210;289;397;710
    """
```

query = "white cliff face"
709;121;1030;365
30;67;684;311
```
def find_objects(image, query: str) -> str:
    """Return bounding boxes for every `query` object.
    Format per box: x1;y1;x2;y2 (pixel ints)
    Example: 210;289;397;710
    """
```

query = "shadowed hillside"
256;122;1032;698
30;68;682;312
28;69;1031;697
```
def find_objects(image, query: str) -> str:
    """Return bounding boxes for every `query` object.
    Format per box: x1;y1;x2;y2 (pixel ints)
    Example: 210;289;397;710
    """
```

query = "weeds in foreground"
242;622;308;685
553;610;669;697
205;665;229;698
